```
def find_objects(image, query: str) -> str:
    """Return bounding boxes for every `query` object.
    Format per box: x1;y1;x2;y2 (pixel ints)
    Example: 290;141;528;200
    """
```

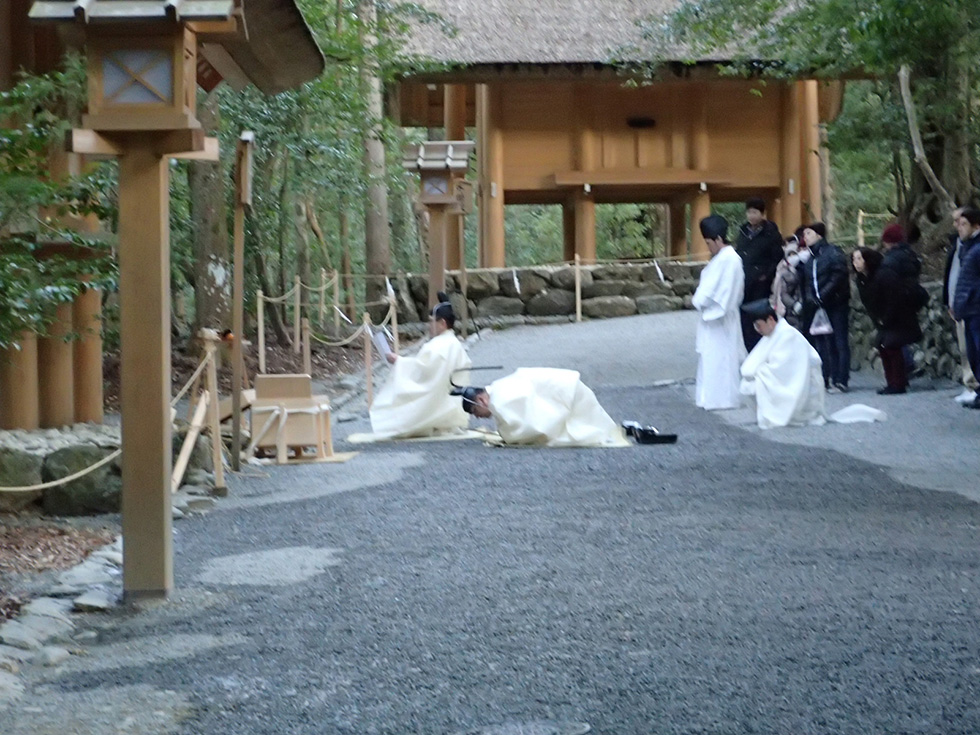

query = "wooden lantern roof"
29;0;324;95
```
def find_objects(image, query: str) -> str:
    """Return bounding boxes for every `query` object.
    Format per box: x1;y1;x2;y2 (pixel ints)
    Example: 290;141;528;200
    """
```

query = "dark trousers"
814;304;850;387
964;316;980;385
879;347;908;390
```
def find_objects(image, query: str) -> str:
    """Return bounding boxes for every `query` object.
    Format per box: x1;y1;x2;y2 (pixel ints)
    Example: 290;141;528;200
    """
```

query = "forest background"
2;0;977;350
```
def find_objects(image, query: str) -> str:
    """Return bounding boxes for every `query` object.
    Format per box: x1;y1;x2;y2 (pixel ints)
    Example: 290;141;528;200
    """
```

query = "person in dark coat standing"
880;223;923;377
852;247;923;394
735;197;784;352
942;206;979;403
951;207;980;409
800;223;851;392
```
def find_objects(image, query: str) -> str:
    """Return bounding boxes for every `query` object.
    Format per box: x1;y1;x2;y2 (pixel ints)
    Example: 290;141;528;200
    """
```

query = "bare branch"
898;64;957;211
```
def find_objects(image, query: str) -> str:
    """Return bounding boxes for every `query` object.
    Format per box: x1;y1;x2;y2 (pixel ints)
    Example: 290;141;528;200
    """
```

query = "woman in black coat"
851;247;923;394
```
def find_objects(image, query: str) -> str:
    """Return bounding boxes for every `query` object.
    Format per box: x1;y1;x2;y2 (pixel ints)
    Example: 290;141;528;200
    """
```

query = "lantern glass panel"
103;50;173;105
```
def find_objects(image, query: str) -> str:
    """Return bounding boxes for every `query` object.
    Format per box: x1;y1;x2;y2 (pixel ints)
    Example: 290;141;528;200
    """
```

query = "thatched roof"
403;0;681;66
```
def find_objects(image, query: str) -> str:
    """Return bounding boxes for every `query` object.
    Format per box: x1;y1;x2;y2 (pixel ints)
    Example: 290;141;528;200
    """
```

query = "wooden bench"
248;374;333;463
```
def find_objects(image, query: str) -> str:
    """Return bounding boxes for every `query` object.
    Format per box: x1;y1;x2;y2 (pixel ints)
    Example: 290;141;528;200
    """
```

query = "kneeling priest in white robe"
454;368;629;447
369;296;472;438
739;299;826;429
692;215;746;411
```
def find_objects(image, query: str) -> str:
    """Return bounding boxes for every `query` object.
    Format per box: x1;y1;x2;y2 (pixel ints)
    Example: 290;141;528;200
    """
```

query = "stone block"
550;266;592;291
41;444;121;516
582;280;628;298
499;269;548;300
662;262;703;281
0;621;43;651
73;588;117;612
527;290;577;317
582;296;638;319
462;270;499;300
477;295;525;317
623;281;672;299
669;279;698;297
637;295;685;314
593;264;641;281
0;448;43;512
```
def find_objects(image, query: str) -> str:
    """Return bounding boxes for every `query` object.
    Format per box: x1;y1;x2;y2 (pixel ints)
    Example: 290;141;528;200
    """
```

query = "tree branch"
898;64;956;211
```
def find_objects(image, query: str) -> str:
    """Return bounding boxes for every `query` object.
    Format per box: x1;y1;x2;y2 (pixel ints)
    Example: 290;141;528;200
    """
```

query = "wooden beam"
169;136;220;161
66;129;123;157
553;168;742;187
186;18;240;39
154;128;205;156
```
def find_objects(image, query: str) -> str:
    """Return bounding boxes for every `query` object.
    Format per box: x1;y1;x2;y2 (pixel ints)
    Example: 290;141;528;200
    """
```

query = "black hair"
432;292;456;328
961;207;980;227
805;222;827;239
456;386;487;414
745;197;767;214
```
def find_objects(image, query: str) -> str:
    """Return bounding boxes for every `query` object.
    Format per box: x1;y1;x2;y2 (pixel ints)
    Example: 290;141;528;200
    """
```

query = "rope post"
302;318;312;376
857;209;865;249
257;289;266;374
574;253;583;323
389;296;400;353
319;268;327;327
293;274;301;354
332;270;341;335
363;312;374;408
204;339;227;495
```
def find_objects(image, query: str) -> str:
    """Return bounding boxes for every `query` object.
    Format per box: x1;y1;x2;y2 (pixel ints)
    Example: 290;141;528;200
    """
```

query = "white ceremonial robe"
485;367;629;447
740;318;826;429
691;245;746;410
369;331;472;438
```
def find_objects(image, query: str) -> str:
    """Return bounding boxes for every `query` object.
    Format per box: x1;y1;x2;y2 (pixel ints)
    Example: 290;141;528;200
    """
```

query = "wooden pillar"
0;334;40;430
691;189;712;260
118;144;173;600
0;0;13;91
669;200;688;258
691;93;710;172
780;81;804;235
562;199;576;263
37;303;75;428
667;86;689;169
444;84;467;271
574;192;596;264
72;285;104;424
428;206;448;307
803;79;823;221
477;83;505;267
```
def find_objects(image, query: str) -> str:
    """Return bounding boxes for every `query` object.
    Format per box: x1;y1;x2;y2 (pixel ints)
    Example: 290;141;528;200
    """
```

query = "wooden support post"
72;285;104;424
257;290;266;374
444;84;467;271
363;312;373;408
574;192;596;264
803;79;823;220
574;253;583;323
332;270;341;334
691;95;710;172
118;146;173;600
691;188;712;260
205;339;226;494
293;274;301;354
37;303;75;428
476;83;505;268
0;333;40;430
780;81;804;235
390;296;400;353
428;205;448;308
669;200;688;258
319;268;327;327
302;318;312;376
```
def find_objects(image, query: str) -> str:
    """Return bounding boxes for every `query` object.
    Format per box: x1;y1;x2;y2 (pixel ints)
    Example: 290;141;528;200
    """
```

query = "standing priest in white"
453;368;629;448
369;295;472;438
691;215;746;410
739;299;826;429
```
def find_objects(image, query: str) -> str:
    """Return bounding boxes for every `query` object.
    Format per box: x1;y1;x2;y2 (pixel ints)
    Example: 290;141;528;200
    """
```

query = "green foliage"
0;55;117;350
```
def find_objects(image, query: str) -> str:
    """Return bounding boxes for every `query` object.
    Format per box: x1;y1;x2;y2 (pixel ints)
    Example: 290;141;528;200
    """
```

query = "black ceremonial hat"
431;291;454;322
740;298;776;321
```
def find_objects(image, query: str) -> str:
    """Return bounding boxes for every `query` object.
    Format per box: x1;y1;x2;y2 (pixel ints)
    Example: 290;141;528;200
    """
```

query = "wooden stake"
293;274;302;354
574;253;582;323
205;339;226;493
257;289;266;374
172;392;208;493
302;318;312;376
363;312;373;408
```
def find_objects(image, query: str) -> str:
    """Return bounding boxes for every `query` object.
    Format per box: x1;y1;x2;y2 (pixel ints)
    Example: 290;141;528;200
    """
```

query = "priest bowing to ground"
369;295;472;438
691;215;746;410
739;299;826;429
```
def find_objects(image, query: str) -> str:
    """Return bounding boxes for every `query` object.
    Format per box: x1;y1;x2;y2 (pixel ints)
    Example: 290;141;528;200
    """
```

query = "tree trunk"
188;91;231;335
359;0;392;308
276;153;291;325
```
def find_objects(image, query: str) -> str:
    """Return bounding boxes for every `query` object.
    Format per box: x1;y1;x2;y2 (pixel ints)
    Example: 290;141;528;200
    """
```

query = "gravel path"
4;313;980;735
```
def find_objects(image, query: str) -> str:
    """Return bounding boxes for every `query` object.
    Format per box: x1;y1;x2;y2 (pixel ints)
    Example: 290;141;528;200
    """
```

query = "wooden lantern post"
402;142;476;307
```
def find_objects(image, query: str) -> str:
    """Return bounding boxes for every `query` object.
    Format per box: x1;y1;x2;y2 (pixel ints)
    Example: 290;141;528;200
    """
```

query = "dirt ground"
1;336;376;619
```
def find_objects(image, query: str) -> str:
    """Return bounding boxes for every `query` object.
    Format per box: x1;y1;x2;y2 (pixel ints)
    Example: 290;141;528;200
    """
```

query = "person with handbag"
800;223;851;393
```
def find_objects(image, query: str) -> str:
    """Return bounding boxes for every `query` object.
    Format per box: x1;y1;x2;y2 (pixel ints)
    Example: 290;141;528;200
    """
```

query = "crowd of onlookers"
733;198;980;408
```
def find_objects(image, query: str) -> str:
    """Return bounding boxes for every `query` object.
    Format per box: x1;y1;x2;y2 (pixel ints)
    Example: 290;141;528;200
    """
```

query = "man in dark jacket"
951;207;980;409
735;197;784;352
880;223;924;379
943;206;979;403
801;222;850;392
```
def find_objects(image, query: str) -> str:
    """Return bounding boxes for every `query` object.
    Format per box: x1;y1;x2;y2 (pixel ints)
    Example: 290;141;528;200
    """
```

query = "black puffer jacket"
953;233;980;321
881;241;922;281
857;263;923;349
735;219;784;301
801;238;850;312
